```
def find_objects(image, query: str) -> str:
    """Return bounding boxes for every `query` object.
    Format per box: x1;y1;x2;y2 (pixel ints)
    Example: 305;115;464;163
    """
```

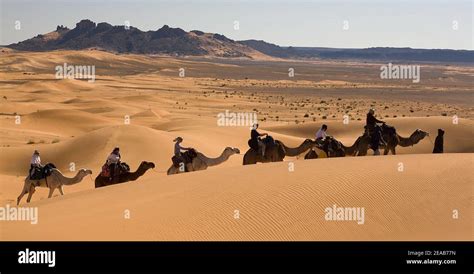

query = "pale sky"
1;0;472;50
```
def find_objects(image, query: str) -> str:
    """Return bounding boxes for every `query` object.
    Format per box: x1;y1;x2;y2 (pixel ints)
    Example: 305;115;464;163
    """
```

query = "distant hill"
8;19;474;63
238;40;474;63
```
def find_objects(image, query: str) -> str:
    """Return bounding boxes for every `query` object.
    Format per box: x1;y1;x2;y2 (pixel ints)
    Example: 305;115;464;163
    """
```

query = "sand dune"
1;154;471;241
0;50;472;241
0;125;171;175
21;109;112;134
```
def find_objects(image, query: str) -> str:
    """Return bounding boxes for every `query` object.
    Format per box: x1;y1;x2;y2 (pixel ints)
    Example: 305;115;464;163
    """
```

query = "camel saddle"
365;124;389;148
248;136;275;155
381;123;396;136
30;163;56;180
118;162;130;174
100;162;130;177
172;149;197;169
100;164;110;177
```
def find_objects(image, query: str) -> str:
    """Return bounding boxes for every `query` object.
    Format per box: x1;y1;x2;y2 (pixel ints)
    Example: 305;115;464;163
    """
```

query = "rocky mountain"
8;19;474;63
8;19;260;58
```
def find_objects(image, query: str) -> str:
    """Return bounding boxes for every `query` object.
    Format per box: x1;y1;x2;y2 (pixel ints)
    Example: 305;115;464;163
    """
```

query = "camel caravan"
17;148;156;205
17;108;442;205
244;108;431;162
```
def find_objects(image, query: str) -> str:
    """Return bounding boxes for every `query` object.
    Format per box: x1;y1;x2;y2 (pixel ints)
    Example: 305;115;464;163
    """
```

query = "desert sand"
0;49;472;240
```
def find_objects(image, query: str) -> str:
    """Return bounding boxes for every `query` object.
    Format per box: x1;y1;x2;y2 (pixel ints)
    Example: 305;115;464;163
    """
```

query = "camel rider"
366;108;385;132
315;124;328;147
107;147;121;181
250;124;268;157
366;109;386;155
29;150;42;179
173;137;192;164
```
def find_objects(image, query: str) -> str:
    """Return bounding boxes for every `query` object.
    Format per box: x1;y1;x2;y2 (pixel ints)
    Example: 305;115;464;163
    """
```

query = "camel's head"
79;169;93;176
141;161;156;169
413;129;429;142
303;139;317;147
225;147;240;154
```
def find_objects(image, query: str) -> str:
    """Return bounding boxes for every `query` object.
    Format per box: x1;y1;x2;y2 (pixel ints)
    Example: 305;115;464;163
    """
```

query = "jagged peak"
56;25;69;32
75;19;96;30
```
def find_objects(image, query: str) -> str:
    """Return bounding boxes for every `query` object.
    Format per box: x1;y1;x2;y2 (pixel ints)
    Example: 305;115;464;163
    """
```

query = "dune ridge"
1;154;471;241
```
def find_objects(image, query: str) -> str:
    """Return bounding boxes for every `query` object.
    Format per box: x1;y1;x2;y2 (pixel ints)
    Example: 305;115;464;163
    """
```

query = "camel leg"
186;163;194;172
243;155;257;165
59;185;65;195
357;144;368;156
48;187;55;198
95;177;104;188
17;190;26;206
17;186;28;206
167;166;180;175
26;185;36;203
243;151;257;165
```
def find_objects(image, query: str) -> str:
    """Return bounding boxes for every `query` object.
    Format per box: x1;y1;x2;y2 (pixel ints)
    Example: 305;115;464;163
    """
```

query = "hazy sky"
1;0;472;49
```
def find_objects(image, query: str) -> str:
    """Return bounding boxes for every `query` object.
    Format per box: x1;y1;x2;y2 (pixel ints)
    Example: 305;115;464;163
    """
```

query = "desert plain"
0;49;472;240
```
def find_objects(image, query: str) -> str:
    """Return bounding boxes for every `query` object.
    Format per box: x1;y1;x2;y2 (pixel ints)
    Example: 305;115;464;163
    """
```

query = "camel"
340;136;364;156
304;149;319;159
243;139;317;165
304;136;349;159
167;147;240;175
17;168;92;205
95;161;155;188
356;128;429;156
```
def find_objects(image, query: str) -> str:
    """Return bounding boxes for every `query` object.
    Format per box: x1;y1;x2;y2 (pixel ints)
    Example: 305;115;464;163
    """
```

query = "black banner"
0;241;472;273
